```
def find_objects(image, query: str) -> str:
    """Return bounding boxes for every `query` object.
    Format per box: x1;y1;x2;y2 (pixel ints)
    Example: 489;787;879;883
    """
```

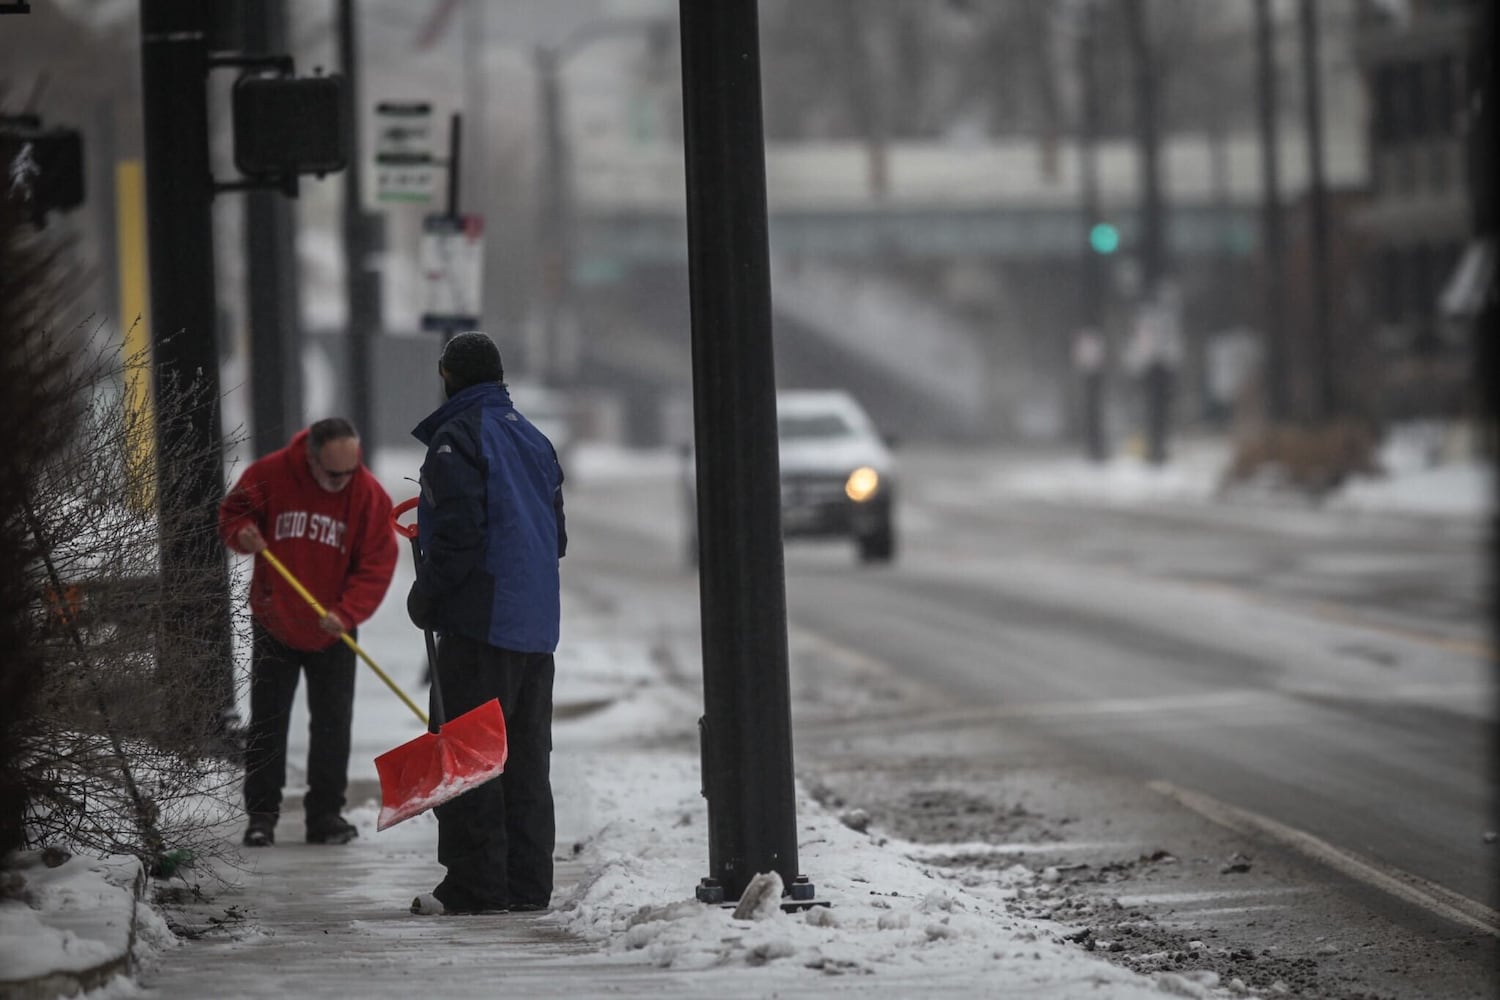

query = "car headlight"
845;466;881;502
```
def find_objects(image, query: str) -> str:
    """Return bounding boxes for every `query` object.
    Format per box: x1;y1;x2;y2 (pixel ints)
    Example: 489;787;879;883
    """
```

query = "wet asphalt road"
564;445;1498;999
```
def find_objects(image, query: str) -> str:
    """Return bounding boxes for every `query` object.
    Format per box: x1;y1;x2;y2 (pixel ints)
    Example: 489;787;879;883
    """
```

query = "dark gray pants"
431;633;555;911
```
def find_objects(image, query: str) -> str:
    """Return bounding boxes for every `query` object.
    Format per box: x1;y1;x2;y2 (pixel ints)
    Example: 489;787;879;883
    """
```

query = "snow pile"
0;852;145;981
1328;422;1492;517
549;751;1220;997
1330;459;1491;517
984;440;1228;507
981;425;1489;521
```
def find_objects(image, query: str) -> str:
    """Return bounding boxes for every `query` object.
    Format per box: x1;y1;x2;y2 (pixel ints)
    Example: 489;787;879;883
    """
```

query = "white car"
682;389;898;565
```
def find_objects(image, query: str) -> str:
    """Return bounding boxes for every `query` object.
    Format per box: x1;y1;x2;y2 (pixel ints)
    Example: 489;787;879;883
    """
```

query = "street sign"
374;101;435;204
419;213;484;332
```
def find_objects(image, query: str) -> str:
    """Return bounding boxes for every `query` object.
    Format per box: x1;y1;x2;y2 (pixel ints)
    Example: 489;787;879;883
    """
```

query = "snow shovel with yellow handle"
257;545;508;831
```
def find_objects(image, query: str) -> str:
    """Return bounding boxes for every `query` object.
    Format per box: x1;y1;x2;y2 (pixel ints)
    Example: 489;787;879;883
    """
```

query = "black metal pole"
1078;2;1108;463
434;113;462;354
1127;0;1165;296
138;0;235;728
1079;6;1103;334
244;0;303;456
447;111;461;219
338;0;382;448
1298;0;1335;422
1470;2;1498;852
535;45;567;385
1254;0;1288;424
679;0;804;905
1127;0;1170;465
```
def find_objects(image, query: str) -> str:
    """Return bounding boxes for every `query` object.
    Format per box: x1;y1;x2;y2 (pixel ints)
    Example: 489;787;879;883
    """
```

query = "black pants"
243;622;356;826
431;633;555;911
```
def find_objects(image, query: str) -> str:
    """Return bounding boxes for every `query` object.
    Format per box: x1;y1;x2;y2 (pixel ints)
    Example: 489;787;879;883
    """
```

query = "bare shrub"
1;200;249;878
1219;420;1385;499
0;182;75;859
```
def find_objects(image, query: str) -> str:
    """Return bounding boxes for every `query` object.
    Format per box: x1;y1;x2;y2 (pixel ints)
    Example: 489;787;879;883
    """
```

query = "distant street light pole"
1298;0;1336;422
1077;0;1109;462
338;0;383;450
1126;0;1172;465
1127;0;1165;297
243;0;303;456
1254;0;1289;425
532;17;669;387
533;43;569;387
1469;0;1496;681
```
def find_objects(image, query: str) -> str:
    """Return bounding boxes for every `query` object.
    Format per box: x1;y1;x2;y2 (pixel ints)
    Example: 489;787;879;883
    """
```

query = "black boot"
243;816;275;847
305;814;359;845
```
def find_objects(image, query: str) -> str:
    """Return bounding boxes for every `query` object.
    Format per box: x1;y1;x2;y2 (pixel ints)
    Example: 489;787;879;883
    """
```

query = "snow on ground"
523;747;1217;997
1313;421;1489;518
987;428;1491;520
4;431;1487;998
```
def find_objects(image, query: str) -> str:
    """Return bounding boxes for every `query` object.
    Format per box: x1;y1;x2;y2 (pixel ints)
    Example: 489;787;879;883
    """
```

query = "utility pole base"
696;875;827;911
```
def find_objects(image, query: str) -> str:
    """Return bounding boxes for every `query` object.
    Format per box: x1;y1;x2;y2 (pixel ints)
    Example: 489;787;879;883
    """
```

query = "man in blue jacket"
406;331;567;916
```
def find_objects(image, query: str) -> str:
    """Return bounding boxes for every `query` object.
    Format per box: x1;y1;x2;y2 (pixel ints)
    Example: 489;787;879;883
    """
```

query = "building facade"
1354;0;1481;419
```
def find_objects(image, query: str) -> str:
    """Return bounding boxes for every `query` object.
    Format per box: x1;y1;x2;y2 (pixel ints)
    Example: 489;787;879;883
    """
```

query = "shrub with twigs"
1;185;249;880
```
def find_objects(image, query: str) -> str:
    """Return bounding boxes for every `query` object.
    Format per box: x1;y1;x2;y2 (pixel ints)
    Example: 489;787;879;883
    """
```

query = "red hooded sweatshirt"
218;428;398;652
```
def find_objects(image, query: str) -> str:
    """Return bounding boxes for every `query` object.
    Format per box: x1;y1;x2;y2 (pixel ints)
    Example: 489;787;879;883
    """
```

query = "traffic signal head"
1089;222;1120;255
232;73;349;179
2;123;84;223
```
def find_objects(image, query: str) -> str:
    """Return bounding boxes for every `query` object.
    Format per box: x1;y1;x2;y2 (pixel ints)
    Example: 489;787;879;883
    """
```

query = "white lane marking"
900;841;1147;860
789;623;894;675
1116;893;1314;917
1155;904;1297;920
1150;780;1500;937
934;689;1276;722
1114;888;1309;907
804;686;1284;734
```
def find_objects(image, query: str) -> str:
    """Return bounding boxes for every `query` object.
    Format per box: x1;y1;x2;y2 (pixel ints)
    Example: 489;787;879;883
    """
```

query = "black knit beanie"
439;331;504;392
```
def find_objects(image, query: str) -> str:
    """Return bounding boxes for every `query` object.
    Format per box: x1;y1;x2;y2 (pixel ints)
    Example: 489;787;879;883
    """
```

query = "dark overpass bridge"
559;136;1360;442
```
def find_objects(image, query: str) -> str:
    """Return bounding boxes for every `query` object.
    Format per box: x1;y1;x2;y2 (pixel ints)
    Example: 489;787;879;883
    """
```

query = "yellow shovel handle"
258;548;429;726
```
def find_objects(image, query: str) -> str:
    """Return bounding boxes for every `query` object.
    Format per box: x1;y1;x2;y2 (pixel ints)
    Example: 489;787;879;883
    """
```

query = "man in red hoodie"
219;418;397;847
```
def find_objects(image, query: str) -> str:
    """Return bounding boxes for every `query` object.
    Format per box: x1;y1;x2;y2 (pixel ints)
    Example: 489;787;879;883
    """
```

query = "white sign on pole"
374;101;435;204
420;213;485;332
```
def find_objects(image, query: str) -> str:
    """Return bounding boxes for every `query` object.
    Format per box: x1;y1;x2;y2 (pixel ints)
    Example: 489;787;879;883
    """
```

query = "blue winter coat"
410;382;566;653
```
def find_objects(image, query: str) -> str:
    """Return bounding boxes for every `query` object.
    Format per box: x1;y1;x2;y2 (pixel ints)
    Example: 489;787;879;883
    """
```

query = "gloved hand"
406;582;435;631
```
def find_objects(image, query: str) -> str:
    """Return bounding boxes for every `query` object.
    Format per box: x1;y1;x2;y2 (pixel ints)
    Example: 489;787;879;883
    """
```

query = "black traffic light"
1;120;84;223
232;73;348;179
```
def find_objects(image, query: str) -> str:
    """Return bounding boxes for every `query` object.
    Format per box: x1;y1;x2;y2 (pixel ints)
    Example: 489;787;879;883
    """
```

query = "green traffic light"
1089;222;1120;255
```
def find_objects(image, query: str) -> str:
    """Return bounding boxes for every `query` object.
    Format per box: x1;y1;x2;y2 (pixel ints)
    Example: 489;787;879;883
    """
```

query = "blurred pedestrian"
219;418;398;848
1072;328;1108;463
406;331;567;916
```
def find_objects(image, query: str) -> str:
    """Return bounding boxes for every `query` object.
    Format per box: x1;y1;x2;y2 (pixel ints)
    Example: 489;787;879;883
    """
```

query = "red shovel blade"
373;698;508;831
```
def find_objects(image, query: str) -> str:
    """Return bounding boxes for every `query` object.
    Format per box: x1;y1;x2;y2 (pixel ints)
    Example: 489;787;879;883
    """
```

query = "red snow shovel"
370;498;509;830
257;542;507;832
